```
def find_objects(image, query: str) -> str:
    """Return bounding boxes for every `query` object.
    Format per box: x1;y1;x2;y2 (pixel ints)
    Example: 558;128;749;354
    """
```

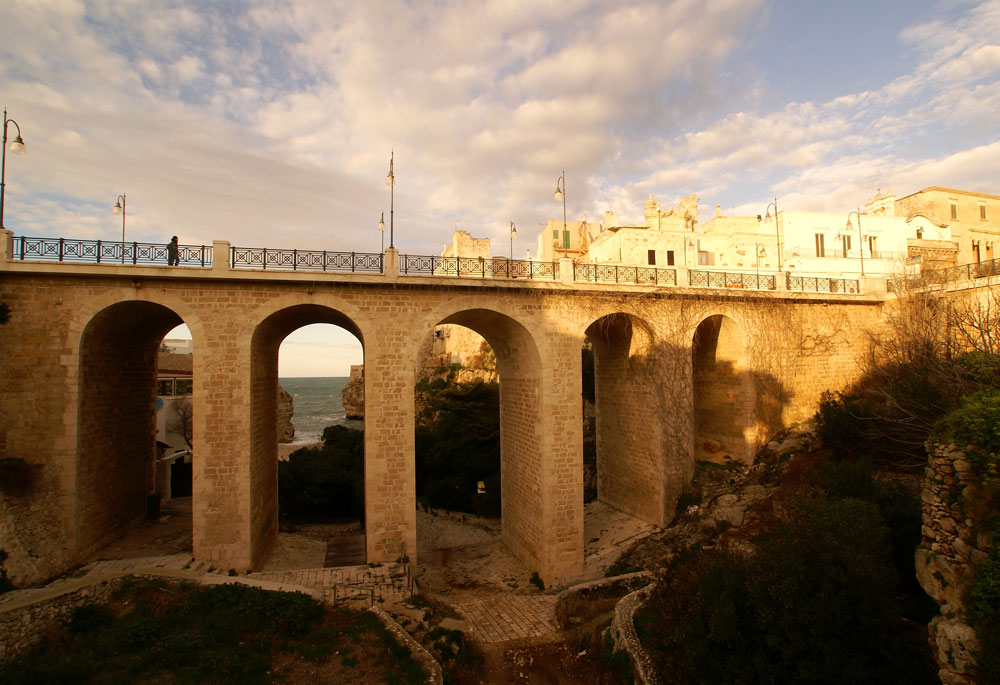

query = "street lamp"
763;199;783;270
1;107;27;231
845;209;865;277
377;212;385;253
385;150;395;249
509;222;517;260
113;194;126;263
553;170;566;254
756;243;766;281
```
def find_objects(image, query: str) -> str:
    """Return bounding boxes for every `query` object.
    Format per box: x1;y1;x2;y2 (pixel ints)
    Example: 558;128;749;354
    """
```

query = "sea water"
279;377;363;444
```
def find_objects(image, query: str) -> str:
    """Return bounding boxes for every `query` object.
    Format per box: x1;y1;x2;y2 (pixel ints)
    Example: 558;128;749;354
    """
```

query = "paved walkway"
249;563;413;606
454;595;560;644
1;555;413;614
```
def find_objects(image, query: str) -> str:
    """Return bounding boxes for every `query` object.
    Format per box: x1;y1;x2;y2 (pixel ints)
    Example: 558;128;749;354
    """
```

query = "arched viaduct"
0;244;885;587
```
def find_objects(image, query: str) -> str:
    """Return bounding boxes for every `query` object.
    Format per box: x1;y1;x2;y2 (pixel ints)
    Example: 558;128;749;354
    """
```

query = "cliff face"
277;383;294;443
342;365;365;420
341;326;495;422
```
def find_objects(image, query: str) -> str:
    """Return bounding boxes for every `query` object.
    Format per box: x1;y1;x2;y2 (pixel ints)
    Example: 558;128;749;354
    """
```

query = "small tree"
167;398;193;449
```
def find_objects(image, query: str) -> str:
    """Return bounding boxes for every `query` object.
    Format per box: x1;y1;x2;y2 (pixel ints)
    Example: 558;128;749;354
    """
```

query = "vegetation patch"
0;580;427;684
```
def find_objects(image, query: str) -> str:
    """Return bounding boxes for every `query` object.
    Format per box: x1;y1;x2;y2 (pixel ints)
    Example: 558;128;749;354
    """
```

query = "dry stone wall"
916;442;994;684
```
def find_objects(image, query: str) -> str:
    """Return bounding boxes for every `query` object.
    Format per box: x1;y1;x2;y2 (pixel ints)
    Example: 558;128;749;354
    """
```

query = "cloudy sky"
3;0;999;375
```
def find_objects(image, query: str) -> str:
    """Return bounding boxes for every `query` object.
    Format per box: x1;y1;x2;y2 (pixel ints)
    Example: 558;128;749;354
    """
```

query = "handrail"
887;256;1000;292
573;263;676;286
399;254;559;280
688;270;777;291
230;246;382;273
787;274;860;294
11;236;212;267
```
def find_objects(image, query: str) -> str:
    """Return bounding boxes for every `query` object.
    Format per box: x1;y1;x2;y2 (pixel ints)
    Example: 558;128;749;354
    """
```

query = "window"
647;250;656;265
843;234;851;254
815;233;825;257
973;241;981;263
868;235;878;258
552;230;559;240
950;203;958;220
175;378;193;395
916;228;923;239
157;379;174;396
667;250;675;266
562;230;571;249
981;205;988;220
697;251;715;266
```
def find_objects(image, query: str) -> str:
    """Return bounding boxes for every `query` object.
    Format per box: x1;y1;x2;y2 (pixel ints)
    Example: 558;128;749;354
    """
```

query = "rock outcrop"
916;442;994;684
277;383;294;443
342;365;365;420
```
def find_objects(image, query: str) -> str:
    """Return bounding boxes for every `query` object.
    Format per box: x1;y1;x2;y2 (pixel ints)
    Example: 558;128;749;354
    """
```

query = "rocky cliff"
342;365;365;420
277;383;294;443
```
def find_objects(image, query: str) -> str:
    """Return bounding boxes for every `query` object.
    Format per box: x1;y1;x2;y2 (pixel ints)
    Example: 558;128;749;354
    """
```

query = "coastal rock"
277;383;294;444
342;365;365;420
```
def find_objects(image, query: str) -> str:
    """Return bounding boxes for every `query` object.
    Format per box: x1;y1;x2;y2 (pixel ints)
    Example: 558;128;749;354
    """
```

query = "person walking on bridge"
167;236;179;266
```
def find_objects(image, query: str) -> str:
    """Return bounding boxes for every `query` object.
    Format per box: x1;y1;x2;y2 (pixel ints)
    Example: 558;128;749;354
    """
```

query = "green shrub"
969;547;1000;682
278;425;365;521
934;389;1000;481
638;496;936;683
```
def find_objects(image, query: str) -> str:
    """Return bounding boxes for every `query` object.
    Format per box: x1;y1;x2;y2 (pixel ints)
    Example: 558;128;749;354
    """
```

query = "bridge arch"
691;313;756;463
422;308;547;572
74;299;188;561
248;303;365;567
584;313;681;526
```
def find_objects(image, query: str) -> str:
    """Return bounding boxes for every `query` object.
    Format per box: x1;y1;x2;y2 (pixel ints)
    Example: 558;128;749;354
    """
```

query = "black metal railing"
399;254;560;280
573;263;677;286
11;236;212;267
230;246;382;273
787;274;860;293
688;270;777;290
888;256;999;292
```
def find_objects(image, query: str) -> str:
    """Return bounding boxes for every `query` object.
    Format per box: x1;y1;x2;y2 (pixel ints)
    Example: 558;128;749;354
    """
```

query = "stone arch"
419;307;546;573
75;300;186;560
249;304;364;568
691;314;756;463
584;313;674;525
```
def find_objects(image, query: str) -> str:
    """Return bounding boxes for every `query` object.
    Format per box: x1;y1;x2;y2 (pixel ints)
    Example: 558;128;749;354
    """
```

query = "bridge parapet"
2;232;882;296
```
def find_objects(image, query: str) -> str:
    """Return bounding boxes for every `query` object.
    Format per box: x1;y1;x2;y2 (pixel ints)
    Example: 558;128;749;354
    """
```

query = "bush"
969;547;1000;682
278;425;365;521
638;496;935;683
415;380;501;515
934;389;1000;481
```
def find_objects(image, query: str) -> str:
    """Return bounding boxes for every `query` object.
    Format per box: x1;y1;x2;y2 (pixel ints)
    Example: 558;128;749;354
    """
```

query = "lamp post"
763;199;783;269
385;151;395;249
553;170;566;255
1;107;27;231
509;222;517;259
113;194;126;263
846;209;865;277
756;243;766;281
377;212;385;253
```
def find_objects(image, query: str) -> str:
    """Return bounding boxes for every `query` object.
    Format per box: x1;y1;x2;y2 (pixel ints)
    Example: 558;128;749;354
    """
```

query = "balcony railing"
230;246;382;273
11;236;212;267
399;254;560;280
888;256;1000;292
689;270;777;290
787;275;860;294
573;263;676;286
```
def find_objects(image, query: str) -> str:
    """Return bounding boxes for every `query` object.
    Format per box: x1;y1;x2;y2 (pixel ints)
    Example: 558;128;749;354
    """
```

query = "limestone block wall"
916;443;994;684
591;315;674;527
0;264;885;589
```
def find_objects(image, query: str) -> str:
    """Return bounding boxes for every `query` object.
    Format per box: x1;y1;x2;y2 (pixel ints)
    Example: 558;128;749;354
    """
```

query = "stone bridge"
0;233;887;587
